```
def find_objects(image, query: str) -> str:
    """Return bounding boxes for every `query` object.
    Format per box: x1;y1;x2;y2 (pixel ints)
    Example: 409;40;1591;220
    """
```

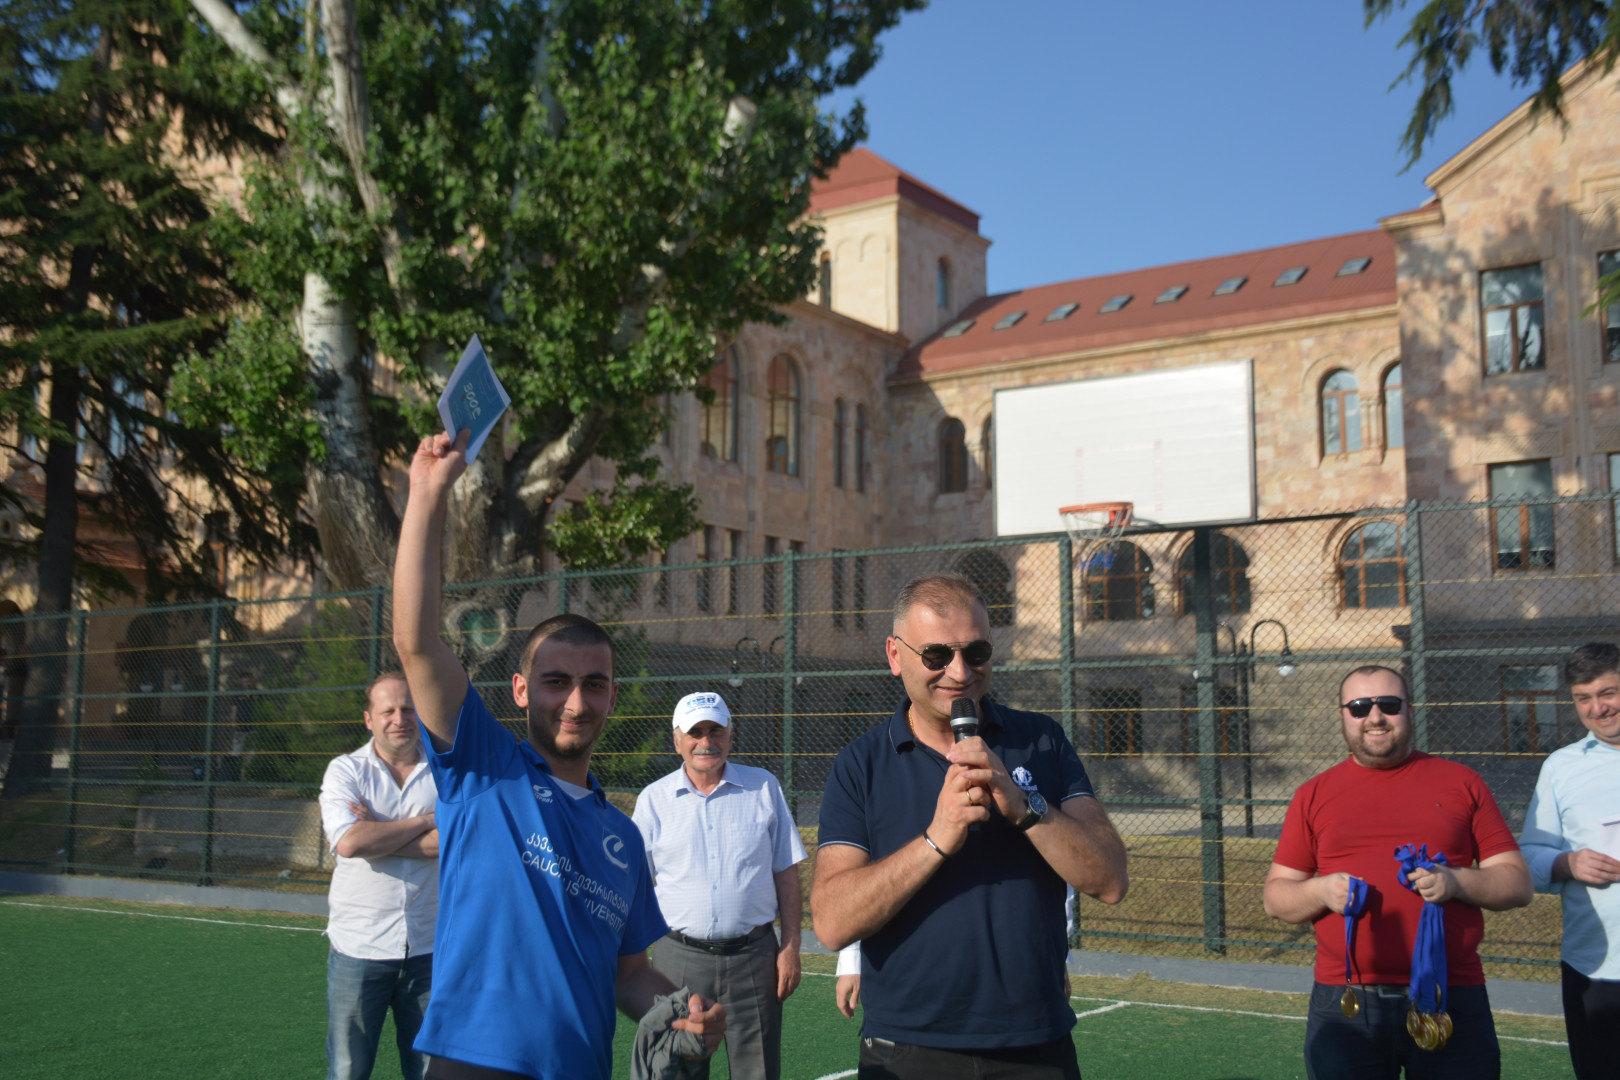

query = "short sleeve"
1467;773;1520;864
619;834;671;955
1052;723;1096;801
425;684;516;803
1273;782;1318;875
767;777;809;872
1519;759;1569;893
318;756;361;853
818;745;870;851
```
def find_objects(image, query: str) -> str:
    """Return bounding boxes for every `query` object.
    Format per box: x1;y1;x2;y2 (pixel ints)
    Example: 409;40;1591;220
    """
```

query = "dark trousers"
857;1035;1081;1080
1562;962;1620;1080
1303;982;1499;1080
652;927;781;1080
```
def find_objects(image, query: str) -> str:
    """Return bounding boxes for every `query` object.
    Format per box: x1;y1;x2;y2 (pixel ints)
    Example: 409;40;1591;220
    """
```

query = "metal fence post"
781;549;797;800
1404;501;1430;752
62;610;87;872
558;569;572;615
1191;526;1226;954
1057;536;1080;952
368;585;384;678
200;597;223;886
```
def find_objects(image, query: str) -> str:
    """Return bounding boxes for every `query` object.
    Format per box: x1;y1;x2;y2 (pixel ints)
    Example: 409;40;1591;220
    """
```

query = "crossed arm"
333;800;439;859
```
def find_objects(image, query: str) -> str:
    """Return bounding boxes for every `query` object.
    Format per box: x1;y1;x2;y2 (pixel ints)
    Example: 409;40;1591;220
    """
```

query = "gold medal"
1406;1008;1423;1040
1435;1012;1453;1047
1340;987;1360;1018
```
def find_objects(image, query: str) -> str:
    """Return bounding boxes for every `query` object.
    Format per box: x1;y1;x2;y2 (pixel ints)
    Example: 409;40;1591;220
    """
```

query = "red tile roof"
809;148;980;234
896;229;1396;380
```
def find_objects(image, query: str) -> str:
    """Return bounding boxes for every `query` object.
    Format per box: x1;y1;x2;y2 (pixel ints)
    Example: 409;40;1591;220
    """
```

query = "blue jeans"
326;949;433;1080
1303;981;1499;1080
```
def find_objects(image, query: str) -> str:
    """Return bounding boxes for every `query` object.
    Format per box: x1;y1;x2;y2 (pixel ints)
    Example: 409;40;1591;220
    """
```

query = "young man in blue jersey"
393;429;724;1080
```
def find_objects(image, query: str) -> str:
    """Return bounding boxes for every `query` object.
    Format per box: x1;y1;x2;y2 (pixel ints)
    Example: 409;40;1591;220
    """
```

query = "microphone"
950;697;979;743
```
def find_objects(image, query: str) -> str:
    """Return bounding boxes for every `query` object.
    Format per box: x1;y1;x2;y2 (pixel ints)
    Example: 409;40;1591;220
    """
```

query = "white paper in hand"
1599;818;1620;861
437;334;512;463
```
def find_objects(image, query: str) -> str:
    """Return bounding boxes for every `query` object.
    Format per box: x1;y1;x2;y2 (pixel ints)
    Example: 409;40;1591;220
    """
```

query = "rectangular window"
854;555;868;630
763;536;779;615
1178;685;1243;755
1611;454;1620;561
855;406;868;493
1601;252;1620;362
727;530;743;615
696;527;715;612
834;401;846;488
832;553;846;629
1091;687;1143;759
1489;460;1555;570
1501;664;1559;753
1481;265;1545;374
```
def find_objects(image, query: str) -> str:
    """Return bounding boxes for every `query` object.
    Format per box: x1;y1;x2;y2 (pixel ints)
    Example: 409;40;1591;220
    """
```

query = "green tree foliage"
1367;0;1620;167
185;0;924;589
0;0;308;792
246;603;373;785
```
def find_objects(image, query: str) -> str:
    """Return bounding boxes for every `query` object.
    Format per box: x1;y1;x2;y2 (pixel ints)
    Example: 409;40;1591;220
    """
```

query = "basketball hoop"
1060;502;1134;618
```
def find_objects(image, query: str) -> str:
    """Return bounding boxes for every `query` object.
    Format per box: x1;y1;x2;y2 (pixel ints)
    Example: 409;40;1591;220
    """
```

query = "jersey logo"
602;833;629;870
532;783;554;803
1012;766;1038;793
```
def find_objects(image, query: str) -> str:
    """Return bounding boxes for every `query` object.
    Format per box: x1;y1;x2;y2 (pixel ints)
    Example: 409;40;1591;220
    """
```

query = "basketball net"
1059;502;1133;622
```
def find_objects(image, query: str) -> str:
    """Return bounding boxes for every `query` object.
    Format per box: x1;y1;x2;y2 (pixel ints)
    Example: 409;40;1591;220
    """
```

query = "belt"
666;923;773;955
1346;983;1409;995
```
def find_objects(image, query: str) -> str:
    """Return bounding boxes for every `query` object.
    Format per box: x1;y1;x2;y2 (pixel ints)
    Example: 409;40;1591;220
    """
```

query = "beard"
527;705;600;761
1345;721;1411;767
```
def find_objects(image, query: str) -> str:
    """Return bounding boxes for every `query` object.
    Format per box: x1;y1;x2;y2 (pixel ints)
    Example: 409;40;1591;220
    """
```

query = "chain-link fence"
4;492;1616;978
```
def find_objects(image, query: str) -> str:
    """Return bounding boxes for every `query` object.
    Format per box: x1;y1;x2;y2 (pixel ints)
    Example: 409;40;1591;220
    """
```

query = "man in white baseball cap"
632;692;808;1080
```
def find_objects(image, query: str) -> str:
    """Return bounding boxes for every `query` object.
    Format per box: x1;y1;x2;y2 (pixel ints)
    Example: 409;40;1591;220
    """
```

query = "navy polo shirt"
818;696;1096;1050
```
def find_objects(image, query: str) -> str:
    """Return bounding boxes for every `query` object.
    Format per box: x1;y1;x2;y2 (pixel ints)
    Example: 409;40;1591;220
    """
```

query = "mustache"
690;747;724;757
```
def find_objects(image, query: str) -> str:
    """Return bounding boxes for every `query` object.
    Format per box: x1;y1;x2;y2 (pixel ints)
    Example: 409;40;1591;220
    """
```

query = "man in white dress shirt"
633;691;807;1080
319;672;440;1080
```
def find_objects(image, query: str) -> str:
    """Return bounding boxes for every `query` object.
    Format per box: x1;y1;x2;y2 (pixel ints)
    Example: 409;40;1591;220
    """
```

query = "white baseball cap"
673;691;731;733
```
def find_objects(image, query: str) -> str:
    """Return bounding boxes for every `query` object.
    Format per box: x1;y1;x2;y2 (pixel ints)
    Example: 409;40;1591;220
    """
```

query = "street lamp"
1217;623;1253;838
1241;618;1294;838
1249;619;1295;678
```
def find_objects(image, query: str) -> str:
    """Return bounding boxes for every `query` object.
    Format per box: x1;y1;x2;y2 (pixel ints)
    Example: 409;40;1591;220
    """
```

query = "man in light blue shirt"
633;691;807;1080
1519;642;1620;1080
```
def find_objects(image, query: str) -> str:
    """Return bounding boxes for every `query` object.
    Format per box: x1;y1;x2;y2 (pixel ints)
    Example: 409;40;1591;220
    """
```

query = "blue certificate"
437;334;512;463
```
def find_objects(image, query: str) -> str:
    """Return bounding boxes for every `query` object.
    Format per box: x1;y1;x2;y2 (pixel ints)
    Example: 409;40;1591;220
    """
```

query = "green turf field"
0;894;1575;1079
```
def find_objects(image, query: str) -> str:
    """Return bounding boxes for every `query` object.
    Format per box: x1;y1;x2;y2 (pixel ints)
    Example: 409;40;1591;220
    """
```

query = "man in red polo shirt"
1262;665;1531;1080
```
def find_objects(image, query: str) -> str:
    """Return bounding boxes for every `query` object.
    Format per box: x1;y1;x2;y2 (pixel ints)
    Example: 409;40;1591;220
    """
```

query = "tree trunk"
4;364;82;796
300;272;399;590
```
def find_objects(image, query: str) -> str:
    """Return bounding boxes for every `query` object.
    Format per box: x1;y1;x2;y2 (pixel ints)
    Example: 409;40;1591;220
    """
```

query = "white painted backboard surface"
993;359;1256;536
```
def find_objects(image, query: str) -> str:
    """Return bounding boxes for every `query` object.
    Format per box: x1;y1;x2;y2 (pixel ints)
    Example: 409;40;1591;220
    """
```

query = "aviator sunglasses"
893;635;993;671
1341;696;1405;718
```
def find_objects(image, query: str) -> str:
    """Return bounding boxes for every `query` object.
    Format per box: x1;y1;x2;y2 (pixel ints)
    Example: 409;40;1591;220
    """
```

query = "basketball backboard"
992;359;1256;536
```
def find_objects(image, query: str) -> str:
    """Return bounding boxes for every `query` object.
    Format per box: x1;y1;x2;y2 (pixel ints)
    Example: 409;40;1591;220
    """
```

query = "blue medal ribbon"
1394;843;1449;1016
1341;876;1368;986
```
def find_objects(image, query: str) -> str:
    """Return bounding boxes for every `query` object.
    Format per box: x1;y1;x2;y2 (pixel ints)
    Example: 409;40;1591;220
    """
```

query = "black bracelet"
922;829;950;860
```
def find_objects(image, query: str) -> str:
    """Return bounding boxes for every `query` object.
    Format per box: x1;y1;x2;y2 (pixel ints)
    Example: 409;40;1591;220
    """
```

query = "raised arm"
393;430;471;751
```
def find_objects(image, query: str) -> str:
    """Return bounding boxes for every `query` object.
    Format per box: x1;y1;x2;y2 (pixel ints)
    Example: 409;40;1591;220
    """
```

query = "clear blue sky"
827;0;1544;294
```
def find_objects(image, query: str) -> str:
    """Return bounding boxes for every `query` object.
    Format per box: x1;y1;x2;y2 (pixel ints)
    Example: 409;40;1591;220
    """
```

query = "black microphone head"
950;697;979;742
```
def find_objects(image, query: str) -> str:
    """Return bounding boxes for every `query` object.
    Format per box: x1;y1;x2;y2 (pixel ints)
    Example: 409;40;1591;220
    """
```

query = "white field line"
807;1072;857;1080
804;982;1568;1050
0;899;324;932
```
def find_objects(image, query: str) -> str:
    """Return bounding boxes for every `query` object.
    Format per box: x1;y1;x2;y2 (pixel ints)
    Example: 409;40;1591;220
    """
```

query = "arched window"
766;354;800;476
1383;364;1404;450
1085;542;1154;622
937;258;952;309
1321;370;1361;455
938;417;968;493
833;399;846;488
955;549;1014;627
1176;533;1251;616
699;346;738;462
1340;521;1406;609
981;414;993;489
854;404;867;493
819;255;833;308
